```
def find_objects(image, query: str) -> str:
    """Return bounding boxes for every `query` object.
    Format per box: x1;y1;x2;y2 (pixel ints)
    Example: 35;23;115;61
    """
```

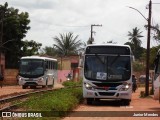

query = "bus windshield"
155;56;160;74
19;59;44;77
84;55;131;81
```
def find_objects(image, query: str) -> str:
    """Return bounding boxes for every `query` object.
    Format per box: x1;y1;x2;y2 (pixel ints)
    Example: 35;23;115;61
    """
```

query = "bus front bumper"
83;90;132;100
19;77;46;86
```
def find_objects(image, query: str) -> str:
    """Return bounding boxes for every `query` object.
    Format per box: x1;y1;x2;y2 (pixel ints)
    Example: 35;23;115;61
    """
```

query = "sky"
0;0;160;48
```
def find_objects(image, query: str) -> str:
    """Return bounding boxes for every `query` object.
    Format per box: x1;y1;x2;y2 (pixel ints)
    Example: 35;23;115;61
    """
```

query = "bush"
18;81;83;119
133;61;145;72
62;79;82;87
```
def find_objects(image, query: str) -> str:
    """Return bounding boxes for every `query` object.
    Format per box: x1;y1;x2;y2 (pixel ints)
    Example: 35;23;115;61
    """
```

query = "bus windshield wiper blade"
95;54;105;64
111;54;120;65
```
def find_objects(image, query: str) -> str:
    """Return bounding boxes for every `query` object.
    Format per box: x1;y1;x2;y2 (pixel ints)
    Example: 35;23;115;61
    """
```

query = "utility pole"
90;24;102;44
145;0;152;96
0;7;4;50
0;7;4;71
128;0;152;96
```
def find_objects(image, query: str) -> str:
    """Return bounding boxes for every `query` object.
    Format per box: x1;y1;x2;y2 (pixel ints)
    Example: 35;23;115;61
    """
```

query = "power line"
54;24;89;27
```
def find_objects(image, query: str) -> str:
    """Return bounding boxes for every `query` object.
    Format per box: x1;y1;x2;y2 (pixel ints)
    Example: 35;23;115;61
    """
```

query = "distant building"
57;55;81;82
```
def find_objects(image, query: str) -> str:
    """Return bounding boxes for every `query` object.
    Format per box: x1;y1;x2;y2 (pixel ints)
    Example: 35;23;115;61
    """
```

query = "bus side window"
46;61;49;69
51;61;53;70
154;57;159;73
54;62;58;70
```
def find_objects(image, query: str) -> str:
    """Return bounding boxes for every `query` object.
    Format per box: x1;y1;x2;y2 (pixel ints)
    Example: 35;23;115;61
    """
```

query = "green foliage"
53;32;83;56
127;27;144;60
87;37;94;44
149;46;160;69
125;42;145;61
40;46;56;57
19;87;83;119
133;61;145;72
62;79;82;87
0;2;31;68
21;40;42;56
128;27;143;46
145;24;160;41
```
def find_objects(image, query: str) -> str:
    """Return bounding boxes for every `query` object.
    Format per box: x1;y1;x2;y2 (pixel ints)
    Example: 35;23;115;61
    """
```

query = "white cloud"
0;0;160;48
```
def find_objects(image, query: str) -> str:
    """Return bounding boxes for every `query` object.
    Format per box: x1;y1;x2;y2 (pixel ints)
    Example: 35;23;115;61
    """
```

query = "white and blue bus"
154;50;160;100
82;44;133;105
18;56;57;89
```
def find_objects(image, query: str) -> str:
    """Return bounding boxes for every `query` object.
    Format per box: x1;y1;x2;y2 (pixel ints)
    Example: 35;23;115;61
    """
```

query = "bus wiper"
111;54;120;65
95;54;105;64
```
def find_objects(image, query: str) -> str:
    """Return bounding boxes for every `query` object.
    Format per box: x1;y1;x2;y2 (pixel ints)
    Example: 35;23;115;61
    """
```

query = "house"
57;55;81;83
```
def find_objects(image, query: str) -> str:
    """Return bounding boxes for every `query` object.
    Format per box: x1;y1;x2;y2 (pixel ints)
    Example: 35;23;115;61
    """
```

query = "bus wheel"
86;98;93;105
46;80;48;88
48;85;53;88
30;86;36;89
22;85;27;89
121;99;130;106
50;81;54;88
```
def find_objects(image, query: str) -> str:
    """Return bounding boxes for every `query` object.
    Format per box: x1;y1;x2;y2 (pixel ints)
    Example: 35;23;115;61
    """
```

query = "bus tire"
51;80;54;88
30;86;36;89
48;84;53;88
121;99;130;106
22;85;27;89
86;98;93;105
46;79;48;88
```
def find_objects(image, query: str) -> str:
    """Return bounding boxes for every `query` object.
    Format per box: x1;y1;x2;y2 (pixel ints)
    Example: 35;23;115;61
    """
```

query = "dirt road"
63;87;160;120
0;83;64;98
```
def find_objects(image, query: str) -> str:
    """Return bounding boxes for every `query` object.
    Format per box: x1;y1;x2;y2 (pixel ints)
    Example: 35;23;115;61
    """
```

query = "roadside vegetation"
17;80;83;120
62;79;82;87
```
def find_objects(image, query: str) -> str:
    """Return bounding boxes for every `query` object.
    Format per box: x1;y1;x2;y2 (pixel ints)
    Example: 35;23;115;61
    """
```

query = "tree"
40;46;56;56
127;27;144;59
133;61;145;72
149;45;160;69
21;40;42;56
0;2;30;68
53;32;83;56
145;24;160;41
87;37;94;44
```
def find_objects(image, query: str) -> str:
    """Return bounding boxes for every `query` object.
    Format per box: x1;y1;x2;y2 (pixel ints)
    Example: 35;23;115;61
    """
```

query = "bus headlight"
19;77;24;81
19;77;22;81
119;83;131;91
84;82;94;90
38;77;44;83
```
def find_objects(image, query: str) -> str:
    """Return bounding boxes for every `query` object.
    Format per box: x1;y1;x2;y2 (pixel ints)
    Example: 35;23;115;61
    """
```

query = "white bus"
154;49;160;100
18;56;57;89
82;44;133;105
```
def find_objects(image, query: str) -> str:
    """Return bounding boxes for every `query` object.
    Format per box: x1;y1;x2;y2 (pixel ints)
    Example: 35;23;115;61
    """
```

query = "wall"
4;69;18;85
57;70;71;83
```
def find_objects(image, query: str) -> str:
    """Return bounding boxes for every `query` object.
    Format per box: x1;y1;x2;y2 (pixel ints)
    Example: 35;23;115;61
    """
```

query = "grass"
62;79;82;87
17;80;83;120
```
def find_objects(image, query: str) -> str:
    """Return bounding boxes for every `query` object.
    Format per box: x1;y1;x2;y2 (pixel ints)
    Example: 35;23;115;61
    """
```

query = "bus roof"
21;56;57;61
85;44;131;55
86;43;130;48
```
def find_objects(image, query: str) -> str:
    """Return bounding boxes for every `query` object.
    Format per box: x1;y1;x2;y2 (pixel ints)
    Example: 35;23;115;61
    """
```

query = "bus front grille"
25;82;38;86
98;92;115;96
